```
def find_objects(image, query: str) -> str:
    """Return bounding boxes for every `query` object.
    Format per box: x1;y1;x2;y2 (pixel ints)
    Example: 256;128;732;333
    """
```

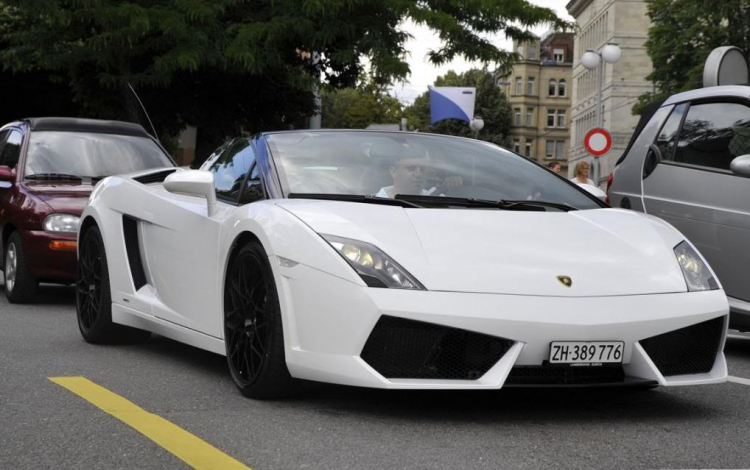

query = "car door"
0;129;22;259
141;139;257;337
642;100;750;303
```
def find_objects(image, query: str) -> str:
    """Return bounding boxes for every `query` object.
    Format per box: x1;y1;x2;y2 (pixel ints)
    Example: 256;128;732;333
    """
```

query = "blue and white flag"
429;87;476;124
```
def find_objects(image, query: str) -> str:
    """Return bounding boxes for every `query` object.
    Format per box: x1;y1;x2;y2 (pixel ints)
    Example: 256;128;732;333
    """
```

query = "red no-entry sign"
584;128;612;157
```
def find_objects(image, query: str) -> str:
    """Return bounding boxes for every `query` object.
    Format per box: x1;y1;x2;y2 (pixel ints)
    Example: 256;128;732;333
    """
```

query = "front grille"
640;316;725;377
505;366;625;385
360;316;513;380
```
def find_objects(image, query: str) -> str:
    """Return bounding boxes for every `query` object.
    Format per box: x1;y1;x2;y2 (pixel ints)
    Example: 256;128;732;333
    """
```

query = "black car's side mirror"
0;165;12;182
730;154;750;177
642;145;662;180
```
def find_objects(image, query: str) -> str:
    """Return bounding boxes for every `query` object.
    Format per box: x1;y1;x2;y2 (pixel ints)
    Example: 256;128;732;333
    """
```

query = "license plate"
549;341;624;364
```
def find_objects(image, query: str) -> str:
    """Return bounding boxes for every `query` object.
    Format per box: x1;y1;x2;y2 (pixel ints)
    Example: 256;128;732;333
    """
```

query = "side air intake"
122;215;147;290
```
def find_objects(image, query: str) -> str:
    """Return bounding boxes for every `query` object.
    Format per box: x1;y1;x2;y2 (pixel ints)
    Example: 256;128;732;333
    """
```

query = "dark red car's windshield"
25;131;173;179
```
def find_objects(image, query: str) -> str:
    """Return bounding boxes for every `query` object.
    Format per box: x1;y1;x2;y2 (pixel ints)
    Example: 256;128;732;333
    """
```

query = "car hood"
21;182;93;215
276;200;689;297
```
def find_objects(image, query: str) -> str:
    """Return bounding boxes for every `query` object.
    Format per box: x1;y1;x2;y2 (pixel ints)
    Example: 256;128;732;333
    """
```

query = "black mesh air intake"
639;316;725;377
505;366;625;385
360;316;513;380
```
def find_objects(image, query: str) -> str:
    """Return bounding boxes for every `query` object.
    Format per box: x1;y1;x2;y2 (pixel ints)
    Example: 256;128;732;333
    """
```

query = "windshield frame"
20;129;176;181
265;130;608;209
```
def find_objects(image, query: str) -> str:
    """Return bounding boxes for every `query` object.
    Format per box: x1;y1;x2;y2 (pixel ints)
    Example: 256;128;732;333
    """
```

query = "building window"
529;46;536;60
513;139;521;153
557;110;566;128
526;107;534;126
514;108;521;126
548;79;557;96
525;140;532;157
559;79;566;97
545;140;555;159
547;109;556;127
515;77;522;95
554;48;565;63
526;77;535;95
516;45;524;58
545;140;567;159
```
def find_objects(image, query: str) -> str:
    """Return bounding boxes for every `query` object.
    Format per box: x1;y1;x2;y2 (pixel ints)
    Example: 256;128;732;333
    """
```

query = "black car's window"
672;102;750;171
239;163;264;204
654;103;687;162
206;139;255;203
0;130;23;169
25;131;173;177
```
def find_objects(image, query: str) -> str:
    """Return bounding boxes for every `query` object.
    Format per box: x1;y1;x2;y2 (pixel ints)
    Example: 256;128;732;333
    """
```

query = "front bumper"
20;229;77;282
277;263;729;389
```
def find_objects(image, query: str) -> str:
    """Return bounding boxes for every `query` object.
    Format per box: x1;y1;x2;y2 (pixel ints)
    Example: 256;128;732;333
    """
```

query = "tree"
403;69;513;146
0;0;569;163
635;0;750;115
322;76;403;129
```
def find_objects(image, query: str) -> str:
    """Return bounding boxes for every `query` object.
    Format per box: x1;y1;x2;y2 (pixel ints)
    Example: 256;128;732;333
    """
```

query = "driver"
376;155;432;198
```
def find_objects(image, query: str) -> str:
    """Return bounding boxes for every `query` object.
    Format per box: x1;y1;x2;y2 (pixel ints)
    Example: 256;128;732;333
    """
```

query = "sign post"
584;128;612;184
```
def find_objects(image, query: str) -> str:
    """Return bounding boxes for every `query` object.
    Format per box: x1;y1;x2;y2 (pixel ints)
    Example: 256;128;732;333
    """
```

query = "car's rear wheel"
4;231;39;303
224;240;293;399
76;226;149;344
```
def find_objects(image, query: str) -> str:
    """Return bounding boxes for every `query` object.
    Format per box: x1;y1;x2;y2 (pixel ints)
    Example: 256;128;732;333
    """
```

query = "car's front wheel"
76;226;149;344
4;231;39;303
224;240;293;399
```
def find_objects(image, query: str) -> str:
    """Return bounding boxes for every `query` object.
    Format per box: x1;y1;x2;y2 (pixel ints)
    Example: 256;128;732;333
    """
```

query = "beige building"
566;0;652;184
501;32;574;172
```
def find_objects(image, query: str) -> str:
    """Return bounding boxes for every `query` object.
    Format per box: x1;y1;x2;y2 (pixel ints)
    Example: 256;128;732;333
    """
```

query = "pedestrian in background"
547;162;561;174
571;161;595;186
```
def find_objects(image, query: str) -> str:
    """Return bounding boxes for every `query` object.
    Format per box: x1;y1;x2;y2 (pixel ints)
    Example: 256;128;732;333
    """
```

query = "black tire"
224;240;294;399
76;226;150;344
4;231;39;303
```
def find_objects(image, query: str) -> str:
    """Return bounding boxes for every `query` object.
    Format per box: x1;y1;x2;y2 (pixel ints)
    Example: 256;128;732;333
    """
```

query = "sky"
389;1;574;104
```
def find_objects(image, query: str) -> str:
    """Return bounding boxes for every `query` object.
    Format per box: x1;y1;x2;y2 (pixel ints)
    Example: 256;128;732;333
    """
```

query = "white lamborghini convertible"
76;130;729;398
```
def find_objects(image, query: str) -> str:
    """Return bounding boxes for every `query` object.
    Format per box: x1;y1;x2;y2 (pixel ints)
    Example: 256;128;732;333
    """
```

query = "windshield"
267;132;602;209
25;131;174;178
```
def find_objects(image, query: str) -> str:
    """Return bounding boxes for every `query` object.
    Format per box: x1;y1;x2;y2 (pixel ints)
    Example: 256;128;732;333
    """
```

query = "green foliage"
403;69;513;146
636;0;750;115
0;0;569;162
322;76;403;129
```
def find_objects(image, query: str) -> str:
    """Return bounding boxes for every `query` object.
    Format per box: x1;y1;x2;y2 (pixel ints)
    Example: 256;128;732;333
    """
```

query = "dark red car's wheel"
4;231;38;304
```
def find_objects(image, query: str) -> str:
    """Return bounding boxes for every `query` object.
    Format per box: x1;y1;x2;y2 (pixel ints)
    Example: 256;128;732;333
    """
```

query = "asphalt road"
2;278;750;469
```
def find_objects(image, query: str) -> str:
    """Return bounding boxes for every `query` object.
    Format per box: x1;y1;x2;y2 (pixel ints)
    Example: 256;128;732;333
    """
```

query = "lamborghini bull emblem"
557;276;572;288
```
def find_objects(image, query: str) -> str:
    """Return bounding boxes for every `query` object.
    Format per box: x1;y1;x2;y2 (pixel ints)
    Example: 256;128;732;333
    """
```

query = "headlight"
674;241;718;291
44;214;80;234
322;234;425;290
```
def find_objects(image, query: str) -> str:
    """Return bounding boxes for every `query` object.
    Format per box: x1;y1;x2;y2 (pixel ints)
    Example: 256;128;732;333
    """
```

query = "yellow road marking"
49;377;251;470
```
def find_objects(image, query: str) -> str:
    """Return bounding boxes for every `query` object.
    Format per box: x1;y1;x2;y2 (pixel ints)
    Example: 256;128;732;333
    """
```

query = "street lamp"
581;43;621;183
469;116;485;139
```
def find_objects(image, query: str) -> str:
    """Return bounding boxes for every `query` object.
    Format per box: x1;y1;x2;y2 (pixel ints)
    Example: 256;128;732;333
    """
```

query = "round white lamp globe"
470;117;485;132
601;43;622;64
581;50;601;70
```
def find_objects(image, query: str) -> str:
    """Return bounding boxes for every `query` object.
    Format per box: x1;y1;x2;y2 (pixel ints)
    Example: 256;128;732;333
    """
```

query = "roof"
24;117;152;138
662;85;750;106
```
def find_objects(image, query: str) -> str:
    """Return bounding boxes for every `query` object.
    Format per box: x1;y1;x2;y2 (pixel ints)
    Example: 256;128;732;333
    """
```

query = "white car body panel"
81;168;730;390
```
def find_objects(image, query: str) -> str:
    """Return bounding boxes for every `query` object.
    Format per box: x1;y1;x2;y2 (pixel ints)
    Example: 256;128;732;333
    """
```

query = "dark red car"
0;118;175;303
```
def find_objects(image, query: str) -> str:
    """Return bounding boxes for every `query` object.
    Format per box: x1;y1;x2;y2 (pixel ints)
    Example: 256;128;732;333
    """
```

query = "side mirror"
0;166;12;182
730;154;750;177
577;183;607;202
163;170;218;216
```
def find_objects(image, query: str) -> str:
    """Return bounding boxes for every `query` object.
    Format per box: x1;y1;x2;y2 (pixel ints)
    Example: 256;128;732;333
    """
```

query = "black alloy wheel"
76;226;149;344
77;231;103;331
224;240;292;399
